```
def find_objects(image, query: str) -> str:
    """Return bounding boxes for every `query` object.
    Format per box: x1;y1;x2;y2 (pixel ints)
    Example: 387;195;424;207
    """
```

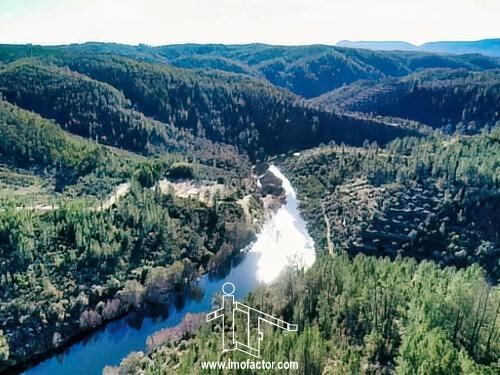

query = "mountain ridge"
1;43;499;99
337;38;500;57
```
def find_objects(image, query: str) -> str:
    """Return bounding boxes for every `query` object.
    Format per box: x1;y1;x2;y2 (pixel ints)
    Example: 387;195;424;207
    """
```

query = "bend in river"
25;165;316;375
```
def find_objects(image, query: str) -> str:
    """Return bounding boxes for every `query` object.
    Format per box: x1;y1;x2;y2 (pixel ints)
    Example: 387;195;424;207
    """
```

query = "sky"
0;0;499;46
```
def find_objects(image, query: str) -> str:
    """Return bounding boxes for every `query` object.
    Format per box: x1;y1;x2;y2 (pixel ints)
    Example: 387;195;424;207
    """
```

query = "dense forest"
110;254;499;374
0;100;105;183
153;43;500;97
1;43;499;98
0;43;499;374
0;61;230;156
0;55;417;159
312;69;500;132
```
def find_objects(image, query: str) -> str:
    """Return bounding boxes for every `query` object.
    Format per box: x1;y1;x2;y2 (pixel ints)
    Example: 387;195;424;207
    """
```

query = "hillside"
154;44;500;98
0;43;498;374
0;55;418;160
0;61;209;155
0;99;146;200
281;129;500;280
0;100;103;176
312;69;500;132
1;43;499;100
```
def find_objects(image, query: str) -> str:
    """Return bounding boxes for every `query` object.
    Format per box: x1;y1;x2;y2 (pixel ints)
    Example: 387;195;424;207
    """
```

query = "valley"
0;42;498;374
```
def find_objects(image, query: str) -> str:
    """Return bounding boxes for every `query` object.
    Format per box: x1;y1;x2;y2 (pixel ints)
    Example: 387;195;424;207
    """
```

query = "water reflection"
25;166;315;375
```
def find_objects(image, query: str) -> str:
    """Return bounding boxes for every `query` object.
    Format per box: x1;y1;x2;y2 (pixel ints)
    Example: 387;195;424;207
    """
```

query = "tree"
0;331;8;362
397;326;461;375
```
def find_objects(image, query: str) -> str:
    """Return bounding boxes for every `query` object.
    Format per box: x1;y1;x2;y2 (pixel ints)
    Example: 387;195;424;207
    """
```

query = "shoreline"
7;169;284;374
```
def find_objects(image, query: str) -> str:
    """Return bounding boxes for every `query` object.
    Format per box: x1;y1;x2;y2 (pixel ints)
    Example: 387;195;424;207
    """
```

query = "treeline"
0;100;112;189
0;64;246;175
110;254;500;374
285;127;499;191
312;69;500;133
0;100;102;171
1;43;499;142
150;43;500;98
0;99;169;196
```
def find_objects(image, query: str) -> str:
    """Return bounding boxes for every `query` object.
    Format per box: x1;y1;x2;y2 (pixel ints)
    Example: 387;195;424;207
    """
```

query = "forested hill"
1;43;499;139
311;69;500;132
153;44;500;98
0;43;499;99
0;42;499;374
0;55;417;159
0;99;104;177
0;61;173;154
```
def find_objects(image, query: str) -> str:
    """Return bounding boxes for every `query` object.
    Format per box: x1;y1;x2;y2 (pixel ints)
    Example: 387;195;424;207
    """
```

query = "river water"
26;165;315;374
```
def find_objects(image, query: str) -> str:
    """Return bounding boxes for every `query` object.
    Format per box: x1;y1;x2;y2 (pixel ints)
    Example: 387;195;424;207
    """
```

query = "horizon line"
1;37;499;48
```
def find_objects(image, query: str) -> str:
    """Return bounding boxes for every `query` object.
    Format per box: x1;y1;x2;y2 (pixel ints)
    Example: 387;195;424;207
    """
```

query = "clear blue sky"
0;0;499;46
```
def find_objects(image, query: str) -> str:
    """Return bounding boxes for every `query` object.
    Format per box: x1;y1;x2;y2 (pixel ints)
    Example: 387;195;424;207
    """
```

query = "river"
25;165;316;374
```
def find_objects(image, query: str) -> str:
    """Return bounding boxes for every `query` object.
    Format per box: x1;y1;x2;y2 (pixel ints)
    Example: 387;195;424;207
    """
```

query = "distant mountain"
337;38;500;58
0;43;498;140
420;39;500;57
337;40;418;51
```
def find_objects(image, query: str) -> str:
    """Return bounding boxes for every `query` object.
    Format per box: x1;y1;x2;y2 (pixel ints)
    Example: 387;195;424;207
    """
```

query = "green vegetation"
0;42;499;373
0;55;416;160
0;169;258;371
152;44;500;97
1;42;499;100
0;81;258;371
108;128;500;374
110;255;499;374
281;128;500;280
52;53;415;157
0;99;113;189
312;69;500;132
0;61;220;156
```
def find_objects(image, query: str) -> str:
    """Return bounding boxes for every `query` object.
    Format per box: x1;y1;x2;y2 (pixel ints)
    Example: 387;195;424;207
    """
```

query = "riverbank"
104;165;317;373
1;170;263;374
21;165;315;374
